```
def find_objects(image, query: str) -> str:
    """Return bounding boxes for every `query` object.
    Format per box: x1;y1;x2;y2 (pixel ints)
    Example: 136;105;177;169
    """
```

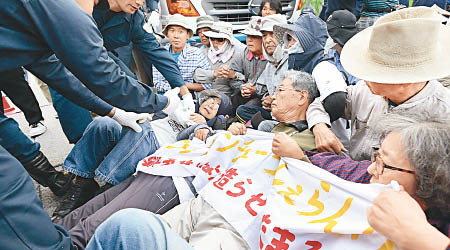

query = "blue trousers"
86;208;193;250
0;145;74;250
0;112;40;163
62;117;159;185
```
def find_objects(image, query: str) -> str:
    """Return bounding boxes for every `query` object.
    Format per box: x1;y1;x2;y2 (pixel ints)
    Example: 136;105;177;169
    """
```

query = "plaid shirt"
306;151;450;237
305;151;372;184
153;44;211;93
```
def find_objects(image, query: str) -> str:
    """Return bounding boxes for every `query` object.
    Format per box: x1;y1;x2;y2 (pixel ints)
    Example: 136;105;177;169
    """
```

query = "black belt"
362;6;394;13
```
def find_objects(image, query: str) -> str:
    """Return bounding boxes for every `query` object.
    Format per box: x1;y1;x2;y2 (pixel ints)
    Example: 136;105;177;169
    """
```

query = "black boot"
52;176;99;220
22;151;73;196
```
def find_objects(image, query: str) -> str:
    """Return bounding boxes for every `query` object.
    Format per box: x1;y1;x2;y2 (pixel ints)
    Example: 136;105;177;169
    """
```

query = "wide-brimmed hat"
162;14;194;38
196;15;214;32
203;22;242;46
341;7;450;84
326;9;357;47
239;16;263;36
260;14;287;32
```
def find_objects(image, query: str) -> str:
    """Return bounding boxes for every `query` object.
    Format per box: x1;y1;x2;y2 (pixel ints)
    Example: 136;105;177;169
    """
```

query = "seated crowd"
1;1;450;250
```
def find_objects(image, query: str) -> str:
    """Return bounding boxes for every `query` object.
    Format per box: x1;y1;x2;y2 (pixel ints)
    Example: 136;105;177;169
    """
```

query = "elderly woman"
85;112;450;250
193;21;244;115
258;0;282;17
153;14;210;95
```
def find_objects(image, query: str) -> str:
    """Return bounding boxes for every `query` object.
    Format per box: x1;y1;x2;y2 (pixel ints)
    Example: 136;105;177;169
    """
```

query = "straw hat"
341;7;450;84
260;14;287;32
162;14;195;38
203;22;242;46
239;16;263;36
196;15;214;31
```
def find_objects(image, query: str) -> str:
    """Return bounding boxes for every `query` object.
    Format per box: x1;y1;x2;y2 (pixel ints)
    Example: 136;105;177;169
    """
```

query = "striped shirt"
361;0;399;17
153;44;211;93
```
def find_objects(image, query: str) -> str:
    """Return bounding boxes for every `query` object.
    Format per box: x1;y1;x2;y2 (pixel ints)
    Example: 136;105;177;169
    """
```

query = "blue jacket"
0;145;75;250
93;7;185;89
413;0;447;8
0;0;169;115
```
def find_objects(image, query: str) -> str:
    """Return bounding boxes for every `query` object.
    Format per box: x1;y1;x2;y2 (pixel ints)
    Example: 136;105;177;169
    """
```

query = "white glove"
163;87;181;116
170;108;195;127
182;94;195;113
149;11;161;33
111;108;148;133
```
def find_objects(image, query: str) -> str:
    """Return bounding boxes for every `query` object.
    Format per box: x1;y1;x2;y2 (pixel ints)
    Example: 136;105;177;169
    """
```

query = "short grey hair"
375;111;450;218
283;70;319;104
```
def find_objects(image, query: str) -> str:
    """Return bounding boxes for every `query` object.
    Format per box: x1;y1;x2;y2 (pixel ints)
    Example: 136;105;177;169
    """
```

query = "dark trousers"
236;105;272;123
59;173;181;249
0;67;43;125
0;145;74;250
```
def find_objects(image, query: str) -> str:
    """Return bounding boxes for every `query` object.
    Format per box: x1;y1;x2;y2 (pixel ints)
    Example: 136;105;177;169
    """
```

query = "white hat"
162;14;195;38
196;15;214;31
260;14;288;32
202;22;242;46
341;7;450;84
239;16;263;36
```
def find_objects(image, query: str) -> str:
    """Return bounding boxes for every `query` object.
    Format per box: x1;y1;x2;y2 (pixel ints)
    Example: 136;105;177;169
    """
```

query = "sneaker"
29;122;46;137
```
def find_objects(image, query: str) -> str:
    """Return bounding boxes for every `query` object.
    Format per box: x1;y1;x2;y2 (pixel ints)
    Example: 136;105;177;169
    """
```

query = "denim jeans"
62;117;159;185
49;87;93;144
0;113;40;163
86;208;193;250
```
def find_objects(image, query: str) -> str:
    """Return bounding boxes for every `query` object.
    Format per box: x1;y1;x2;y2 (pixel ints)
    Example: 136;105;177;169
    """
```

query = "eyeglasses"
210;37;225;42
205;98;220;110
274;86;296;95
371;147;415;175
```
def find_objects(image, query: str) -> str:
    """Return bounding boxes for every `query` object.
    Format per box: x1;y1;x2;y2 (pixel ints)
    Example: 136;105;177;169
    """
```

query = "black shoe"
52;177;99;219
22;151;74;196
95;183;114;196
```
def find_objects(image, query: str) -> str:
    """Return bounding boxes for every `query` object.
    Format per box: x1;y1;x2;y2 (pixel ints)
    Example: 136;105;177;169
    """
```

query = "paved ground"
5;73;72;216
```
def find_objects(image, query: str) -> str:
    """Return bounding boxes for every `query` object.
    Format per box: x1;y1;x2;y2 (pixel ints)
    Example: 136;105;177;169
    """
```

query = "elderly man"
230;70;319;158
196;15;214;56
219;16;269;111
234;14;288;123
153;14;211;95
308;7;450;160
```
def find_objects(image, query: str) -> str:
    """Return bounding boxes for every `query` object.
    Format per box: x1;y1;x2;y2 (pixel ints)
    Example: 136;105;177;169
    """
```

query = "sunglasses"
371;147;415;175
209;37;225;42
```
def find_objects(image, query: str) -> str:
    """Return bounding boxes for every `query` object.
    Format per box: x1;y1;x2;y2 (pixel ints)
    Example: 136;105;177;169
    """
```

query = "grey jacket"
255;53;289;98
307;80;450;160
193;47;243;96
229;48;269;95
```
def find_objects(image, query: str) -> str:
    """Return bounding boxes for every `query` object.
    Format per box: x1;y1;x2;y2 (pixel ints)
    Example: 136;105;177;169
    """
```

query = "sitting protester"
195;15;214;56
220;16;268;112
308;7;450;160
56;70;320;249
86;111;450;250
326;9;360;85
153;14;211;95
234;14;288;123
193;21;245;115
51;89;227;220
273;13;351;149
